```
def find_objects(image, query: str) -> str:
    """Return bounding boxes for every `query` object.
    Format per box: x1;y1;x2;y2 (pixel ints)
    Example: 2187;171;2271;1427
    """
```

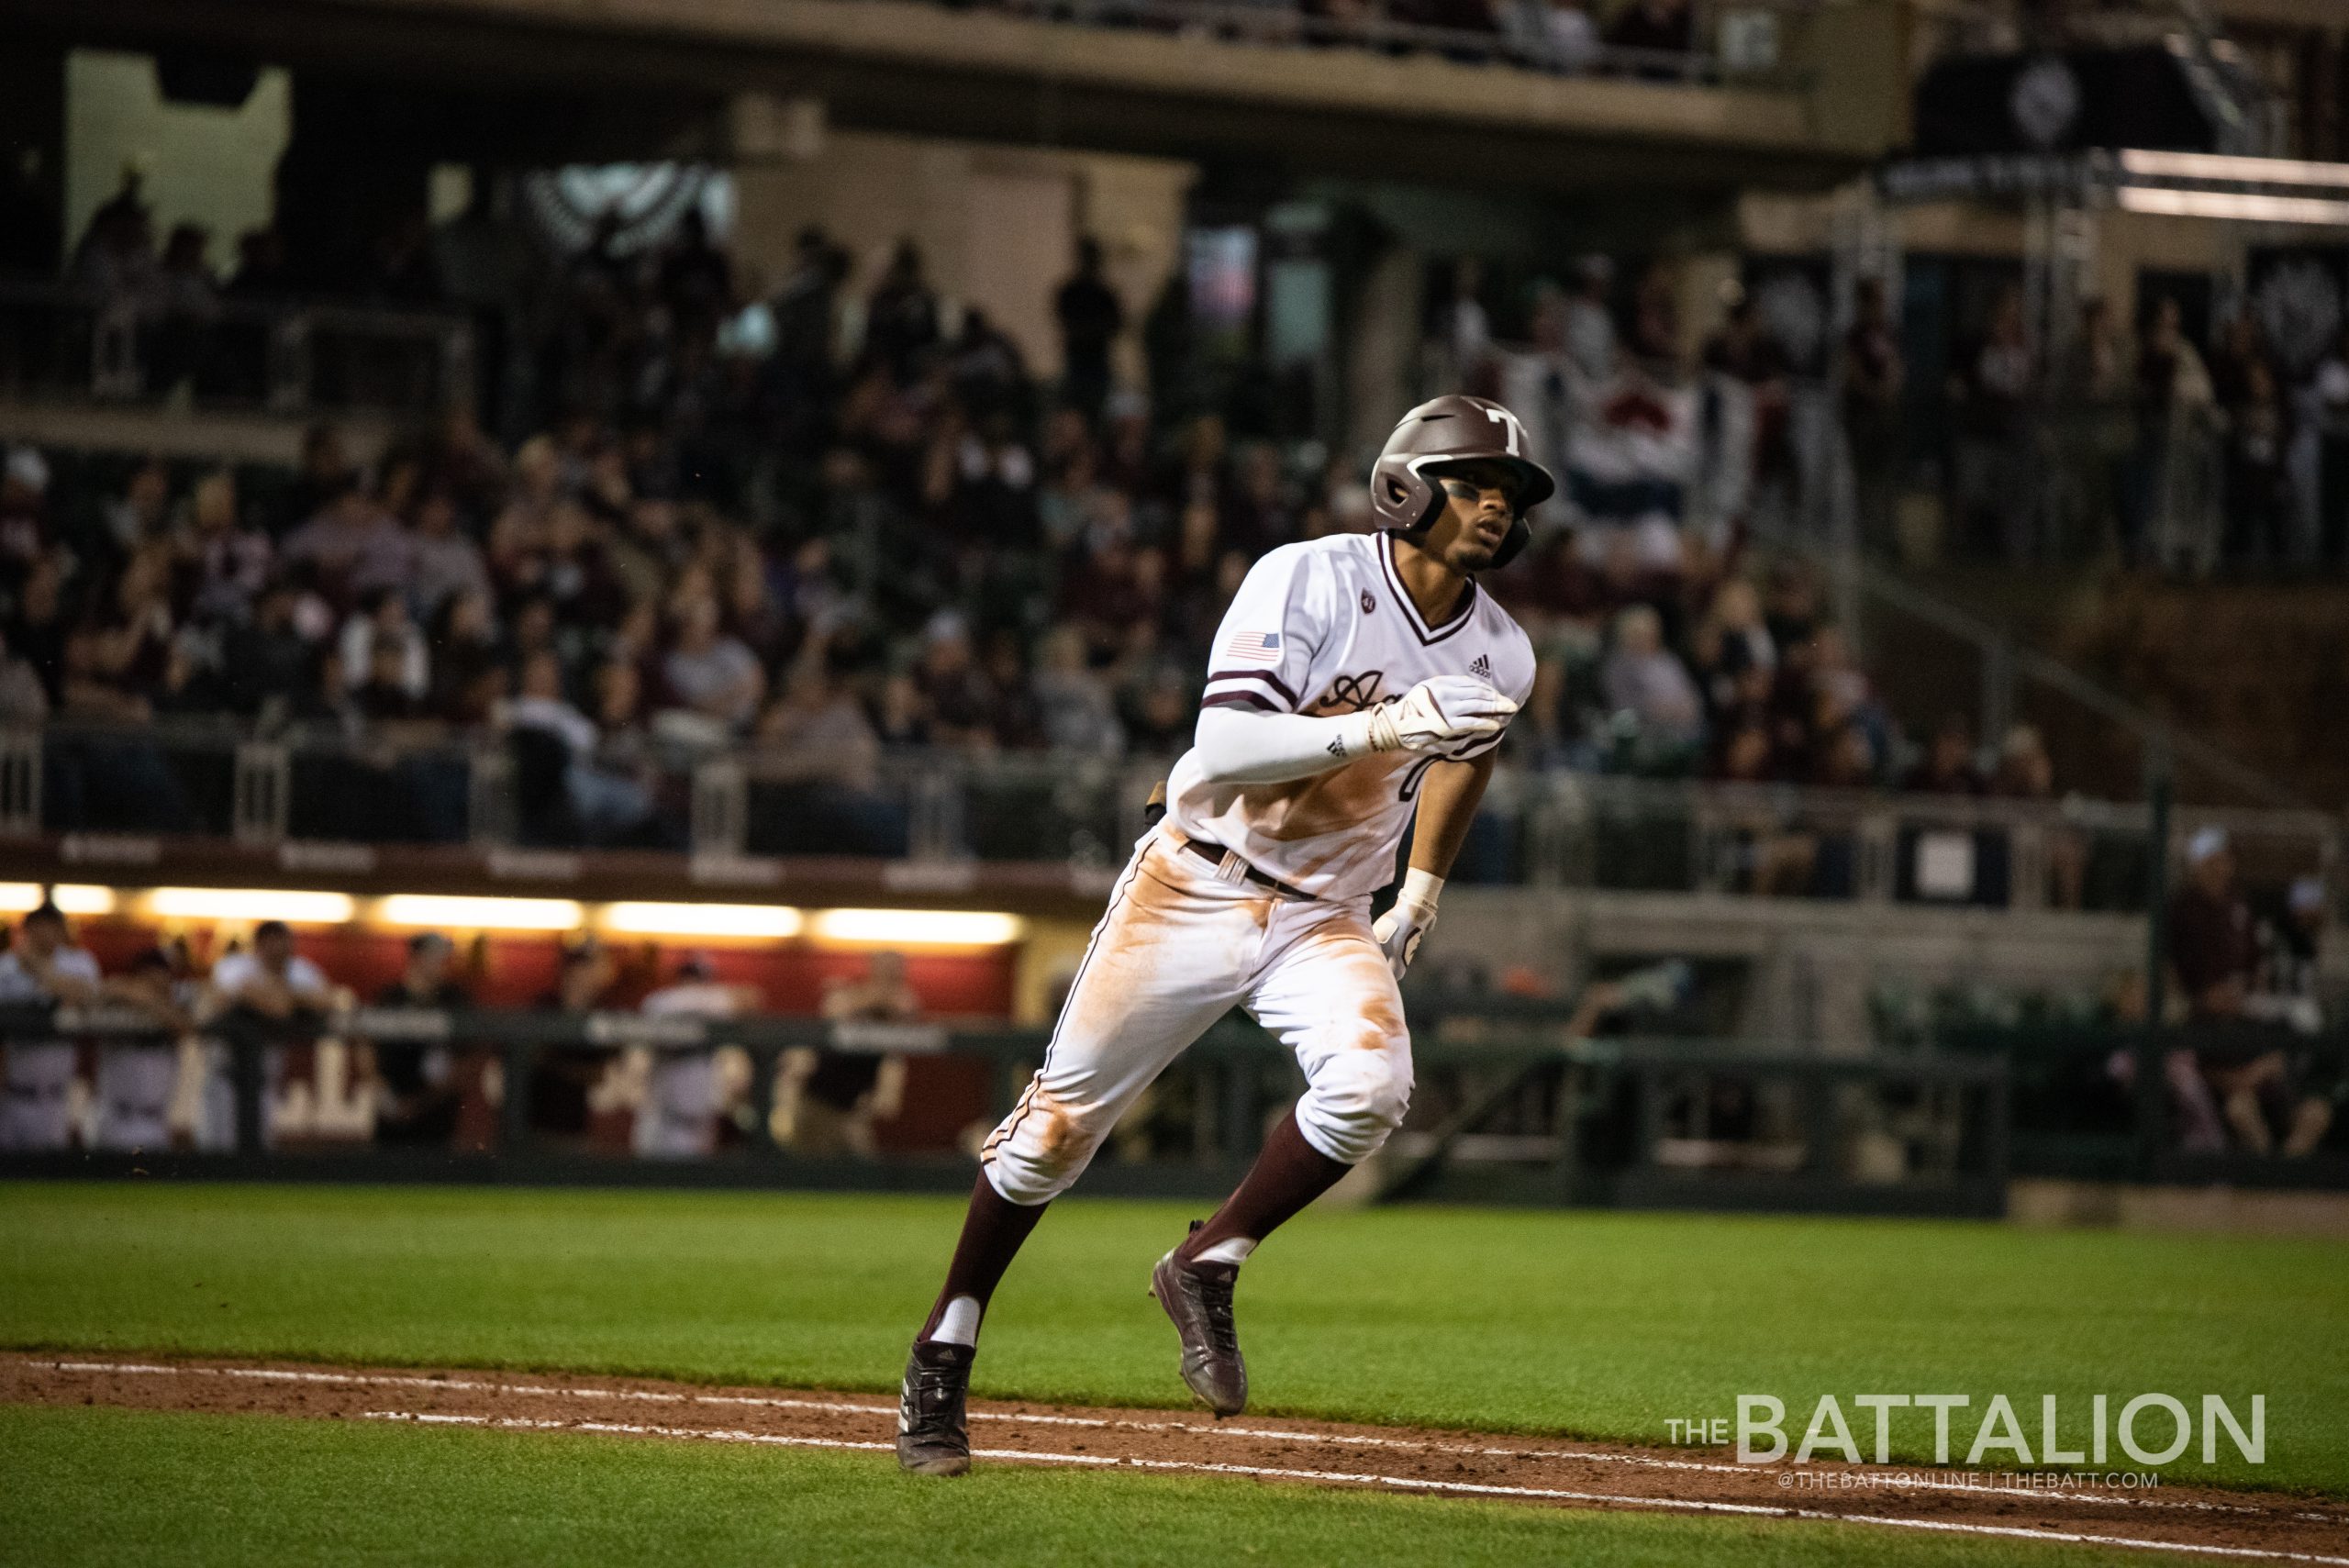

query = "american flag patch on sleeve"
1222;631;1283;664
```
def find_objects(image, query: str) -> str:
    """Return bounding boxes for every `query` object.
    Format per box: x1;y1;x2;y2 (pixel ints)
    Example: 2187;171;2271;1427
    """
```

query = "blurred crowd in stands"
1928;285;2349;574
0;899;925;1161
0;172;2131;866
1870;825;2340;1161
2156;828;2337;1158
1447;253;2349;579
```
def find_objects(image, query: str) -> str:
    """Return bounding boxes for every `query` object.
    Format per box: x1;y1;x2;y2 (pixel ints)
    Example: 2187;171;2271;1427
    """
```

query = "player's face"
1425;462;1520;571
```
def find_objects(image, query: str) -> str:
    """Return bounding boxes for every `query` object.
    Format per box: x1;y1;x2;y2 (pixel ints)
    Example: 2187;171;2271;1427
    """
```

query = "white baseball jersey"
1166;530;1536;901
0;947;101;1151
633;981;740;1159
982;532;1529;1207
197;951;321;1151
94;1043;179;1151
209;951;329;1005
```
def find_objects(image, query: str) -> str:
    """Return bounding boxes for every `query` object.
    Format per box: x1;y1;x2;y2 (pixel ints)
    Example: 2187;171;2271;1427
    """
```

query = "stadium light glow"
0;884;117;917
2117;148;2349;190
373;895;584;931
807;908;1025;947
2115;185;2349;227
50;884;117;917
139;887;358;925
599;902;804;939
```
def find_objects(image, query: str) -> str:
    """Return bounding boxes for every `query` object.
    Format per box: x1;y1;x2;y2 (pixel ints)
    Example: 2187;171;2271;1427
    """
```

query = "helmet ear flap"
1488;517;1531;570
1409;475;1445;534
1371;458;1442;533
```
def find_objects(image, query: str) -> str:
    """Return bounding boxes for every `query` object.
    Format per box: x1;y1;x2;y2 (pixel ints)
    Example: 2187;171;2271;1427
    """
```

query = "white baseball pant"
0;1042;76;1151
93;1044;178;1151
634;1050;718;1159
982;829;1412;1206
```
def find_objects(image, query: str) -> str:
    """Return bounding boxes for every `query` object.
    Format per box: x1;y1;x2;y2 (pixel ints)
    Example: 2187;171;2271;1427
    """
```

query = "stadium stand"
0;0;2343;1197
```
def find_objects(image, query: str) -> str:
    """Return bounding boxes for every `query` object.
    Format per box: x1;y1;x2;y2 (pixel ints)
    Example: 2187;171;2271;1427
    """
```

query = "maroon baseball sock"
916;1173;1050;1345
1174;1106;1351;1269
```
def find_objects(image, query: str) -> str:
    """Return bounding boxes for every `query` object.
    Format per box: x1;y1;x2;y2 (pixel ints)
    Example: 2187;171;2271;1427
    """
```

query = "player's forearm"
1193;679;1516;786
1189;705;1385;785
1370;753;1498;980
1407;752;1497;878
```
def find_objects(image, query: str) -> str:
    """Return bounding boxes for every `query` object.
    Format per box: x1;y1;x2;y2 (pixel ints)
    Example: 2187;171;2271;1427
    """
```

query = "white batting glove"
1372;869;1444;981
1354;676;1516;756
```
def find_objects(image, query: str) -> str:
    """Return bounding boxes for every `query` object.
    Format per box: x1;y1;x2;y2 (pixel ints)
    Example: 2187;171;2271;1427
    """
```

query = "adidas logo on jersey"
1468;653;1493;682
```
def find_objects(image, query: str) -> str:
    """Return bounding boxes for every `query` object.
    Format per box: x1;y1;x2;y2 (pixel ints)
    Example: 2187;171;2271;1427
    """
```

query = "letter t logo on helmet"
1367;395;1554;570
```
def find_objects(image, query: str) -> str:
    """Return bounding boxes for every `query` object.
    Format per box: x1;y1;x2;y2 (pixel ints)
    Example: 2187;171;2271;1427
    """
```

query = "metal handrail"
971;0;1808;84
0;1000;2018;1207
1538;770;2337;840
16;718;2341;912
24;715;2338;830
0;277;472;418
0;278;471;339
1837;556;2310;811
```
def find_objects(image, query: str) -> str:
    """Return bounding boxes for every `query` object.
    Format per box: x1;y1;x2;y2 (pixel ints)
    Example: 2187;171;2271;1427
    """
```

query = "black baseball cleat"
896;1340;974;1475
1150;1225;1247;1417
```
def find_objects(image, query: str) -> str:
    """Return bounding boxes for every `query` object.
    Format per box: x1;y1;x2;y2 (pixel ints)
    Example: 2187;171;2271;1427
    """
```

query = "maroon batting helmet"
1369;395;1553;570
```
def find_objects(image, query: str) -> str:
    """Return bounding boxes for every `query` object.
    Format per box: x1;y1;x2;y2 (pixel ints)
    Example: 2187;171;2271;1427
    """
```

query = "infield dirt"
6;1354;2343;1564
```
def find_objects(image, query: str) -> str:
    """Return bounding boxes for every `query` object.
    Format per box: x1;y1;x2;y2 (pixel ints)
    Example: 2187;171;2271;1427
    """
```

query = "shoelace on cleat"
905;1362;966;1429
1191;1271;1240;1359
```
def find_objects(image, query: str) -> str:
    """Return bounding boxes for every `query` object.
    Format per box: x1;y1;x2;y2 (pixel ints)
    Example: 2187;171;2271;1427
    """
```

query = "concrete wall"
1782;0;1914;159
2089;209;2242;336
1737;189;2260;368
733;128;1191;380
1345;245;1421;462
65;49;289;272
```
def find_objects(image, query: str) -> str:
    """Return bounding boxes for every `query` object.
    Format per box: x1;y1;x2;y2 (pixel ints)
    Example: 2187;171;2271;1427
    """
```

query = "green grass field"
3;1403;2150;1568
3;1182;2344;1565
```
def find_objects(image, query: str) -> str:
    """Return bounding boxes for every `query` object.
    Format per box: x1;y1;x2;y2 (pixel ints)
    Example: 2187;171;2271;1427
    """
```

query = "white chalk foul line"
33;1362;2331;1528
352;1409;2349;1568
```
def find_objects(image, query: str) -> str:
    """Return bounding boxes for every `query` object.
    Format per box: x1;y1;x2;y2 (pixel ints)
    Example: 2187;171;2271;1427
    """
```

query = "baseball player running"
898;395;1553;1475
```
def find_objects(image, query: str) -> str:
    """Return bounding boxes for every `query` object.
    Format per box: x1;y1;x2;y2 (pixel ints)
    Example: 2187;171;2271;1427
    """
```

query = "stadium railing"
0;996;2014;1214
974;0;1786;86
1932;1018;2349;1192
0;280;473;419
6;720;2336;917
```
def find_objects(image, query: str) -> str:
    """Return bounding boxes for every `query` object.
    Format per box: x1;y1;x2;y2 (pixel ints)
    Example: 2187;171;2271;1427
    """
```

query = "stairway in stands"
2056;578;2349;808
1900;562;2349;806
